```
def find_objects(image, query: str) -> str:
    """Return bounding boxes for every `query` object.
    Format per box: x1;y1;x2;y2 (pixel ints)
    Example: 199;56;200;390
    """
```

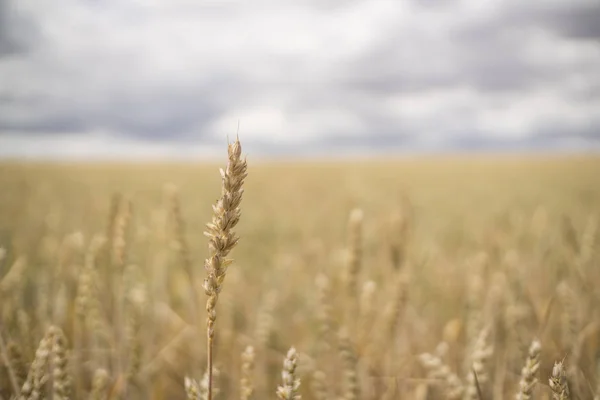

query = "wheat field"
1;141;599;399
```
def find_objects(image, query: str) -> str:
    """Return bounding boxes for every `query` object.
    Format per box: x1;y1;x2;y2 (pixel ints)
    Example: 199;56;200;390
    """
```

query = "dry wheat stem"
344;209;363;333
345;208;363;296
314;274;335;353
0;332;21;397
389;208;410;270
594;356;600;400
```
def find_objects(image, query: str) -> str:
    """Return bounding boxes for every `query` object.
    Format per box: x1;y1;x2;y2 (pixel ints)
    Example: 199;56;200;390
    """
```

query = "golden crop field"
1;141;599;400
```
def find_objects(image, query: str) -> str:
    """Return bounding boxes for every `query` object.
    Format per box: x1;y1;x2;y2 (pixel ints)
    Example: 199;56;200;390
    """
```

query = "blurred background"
1;0;598;160
2;2;600;400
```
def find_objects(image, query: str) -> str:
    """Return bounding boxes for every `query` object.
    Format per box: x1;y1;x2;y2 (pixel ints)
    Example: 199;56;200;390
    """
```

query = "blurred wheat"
0;148;599;399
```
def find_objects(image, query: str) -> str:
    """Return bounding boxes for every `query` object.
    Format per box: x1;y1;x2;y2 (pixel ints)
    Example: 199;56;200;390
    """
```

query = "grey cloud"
455;129;600;151
407;0;459;8
318;132;417;150
299;0;365;11
506;2;600;40
533;117;600;141
342;35;528;96
0;62;241;138
346;3;598;98
0;0;38;56
452;2;600;44
0;0;599;156
0;0;22;55
0;95;223;139
448;29;550;93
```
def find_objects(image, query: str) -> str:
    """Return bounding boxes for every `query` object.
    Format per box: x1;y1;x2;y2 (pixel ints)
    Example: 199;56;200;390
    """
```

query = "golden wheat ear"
184;376;201;400
19;326;55;400
89;369;110;400
310;369;328;400
338;328;360;400
464;327;493;400
50;326;72;400
276;347;301;400
419;349;464;400
549;361;571;400
516;339;541;400
240;345;255;400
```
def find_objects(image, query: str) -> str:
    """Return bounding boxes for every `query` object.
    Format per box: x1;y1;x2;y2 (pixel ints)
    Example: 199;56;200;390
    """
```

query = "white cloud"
0;131;223;161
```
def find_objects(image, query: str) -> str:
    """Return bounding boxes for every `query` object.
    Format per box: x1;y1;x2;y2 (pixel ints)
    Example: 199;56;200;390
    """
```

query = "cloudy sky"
0;0;599;159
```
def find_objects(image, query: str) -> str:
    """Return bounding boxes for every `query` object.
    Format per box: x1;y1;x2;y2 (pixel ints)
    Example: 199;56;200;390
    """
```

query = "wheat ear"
89;369;110;400
338;328;360;400
515;339;541;400
419;351;464;400
51;326;71;400
310;369;328;400
276;347;301;400
549;361;570;400
7;341;28;390
465;326;493;400
185;376;202;400
20;326;55;400
184;368;220;400
240;345;255;400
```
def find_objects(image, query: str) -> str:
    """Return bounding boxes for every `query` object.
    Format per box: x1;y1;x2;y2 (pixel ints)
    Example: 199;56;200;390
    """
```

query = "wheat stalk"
0;333;23;397
314;273;335;353
165;184;201;324
594;355;600;400
345;208;363;292
203;137;247;400
358;280;377;347
389;206;411;270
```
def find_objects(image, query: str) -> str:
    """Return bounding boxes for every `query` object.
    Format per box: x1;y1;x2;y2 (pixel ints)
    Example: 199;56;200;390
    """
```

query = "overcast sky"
0;0;599;159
